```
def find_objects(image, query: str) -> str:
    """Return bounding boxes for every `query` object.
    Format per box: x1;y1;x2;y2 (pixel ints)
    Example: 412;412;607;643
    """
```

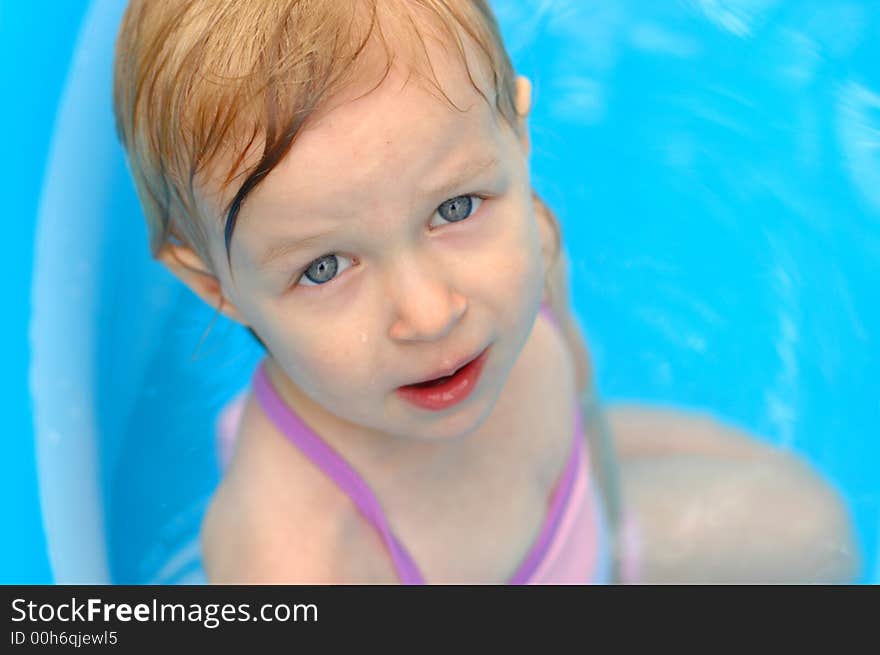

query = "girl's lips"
396;346;490;411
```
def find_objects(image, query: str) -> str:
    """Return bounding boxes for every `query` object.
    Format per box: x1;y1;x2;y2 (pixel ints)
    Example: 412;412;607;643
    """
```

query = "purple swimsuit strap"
253;363;426;584
251;301;580;584
508;406;583;584
539;300;559;329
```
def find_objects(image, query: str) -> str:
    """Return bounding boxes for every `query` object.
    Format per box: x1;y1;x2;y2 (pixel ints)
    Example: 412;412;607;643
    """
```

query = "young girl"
113;0;860;583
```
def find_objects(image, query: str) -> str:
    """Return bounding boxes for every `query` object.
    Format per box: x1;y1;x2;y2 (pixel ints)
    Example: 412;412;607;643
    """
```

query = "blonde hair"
113;0;560;277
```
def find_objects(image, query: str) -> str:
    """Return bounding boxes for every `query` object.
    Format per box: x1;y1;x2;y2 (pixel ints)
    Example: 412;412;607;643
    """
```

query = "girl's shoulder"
202;391;399;583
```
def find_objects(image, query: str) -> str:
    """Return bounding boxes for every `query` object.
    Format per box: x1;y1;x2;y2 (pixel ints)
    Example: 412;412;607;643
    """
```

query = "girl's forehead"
302;58;499;156
222;61;497;200
196;17;505;235
242;73;505;227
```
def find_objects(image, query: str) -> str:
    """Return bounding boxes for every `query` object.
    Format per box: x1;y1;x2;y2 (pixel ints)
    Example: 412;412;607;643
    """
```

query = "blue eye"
296;253;354;287
293;194;482;290
429;194;482;228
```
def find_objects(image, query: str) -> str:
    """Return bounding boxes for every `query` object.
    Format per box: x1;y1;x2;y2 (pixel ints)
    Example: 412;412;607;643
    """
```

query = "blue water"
5;0;878;583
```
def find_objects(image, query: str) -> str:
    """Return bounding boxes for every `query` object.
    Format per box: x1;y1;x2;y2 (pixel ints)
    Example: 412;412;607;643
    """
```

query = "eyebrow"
421;153;500;200
258;230;338;269
257;153;501;269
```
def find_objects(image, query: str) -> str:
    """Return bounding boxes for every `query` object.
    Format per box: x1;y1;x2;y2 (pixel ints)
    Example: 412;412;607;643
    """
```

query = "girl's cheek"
504;225;545;289
310;335;373;383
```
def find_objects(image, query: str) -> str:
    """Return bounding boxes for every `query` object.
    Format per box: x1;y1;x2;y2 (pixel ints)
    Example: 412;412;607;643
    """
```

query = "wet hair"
113;0;562;345
114;0;560;264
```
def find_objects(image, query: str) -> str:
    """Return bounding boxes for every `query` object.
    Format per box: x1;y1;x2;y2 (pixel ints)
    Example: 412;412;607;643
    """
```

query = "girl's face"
198;40;545;443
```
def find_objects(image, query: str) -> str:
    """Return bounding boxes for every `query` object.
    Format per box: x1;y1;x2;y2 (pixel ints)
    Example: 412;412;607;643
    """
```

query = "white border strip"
30;0;126;584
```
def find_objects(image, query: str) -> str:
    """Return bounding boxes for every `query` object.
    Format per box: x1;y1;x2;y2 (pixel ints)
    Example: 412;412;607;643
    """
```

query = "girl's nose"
387;261;468;342
389;289;467;342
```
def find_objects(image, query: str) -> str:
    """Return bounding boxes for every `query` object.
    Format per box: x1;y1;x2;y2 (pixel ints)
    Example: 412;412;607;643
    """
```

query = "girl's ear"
514;75;532;154
156;241;248;325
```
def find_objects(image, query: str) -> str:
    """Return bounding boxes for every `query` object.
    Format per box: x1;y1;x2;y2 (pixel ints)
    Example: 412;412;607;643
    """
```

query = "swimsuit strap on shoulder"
539;301;560;330
252;362;426;584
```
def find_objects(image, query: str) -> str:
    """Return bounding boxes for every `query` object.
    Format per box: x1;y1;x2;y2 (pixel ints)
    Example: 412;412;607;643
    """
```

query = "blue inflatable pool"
5;0;878;583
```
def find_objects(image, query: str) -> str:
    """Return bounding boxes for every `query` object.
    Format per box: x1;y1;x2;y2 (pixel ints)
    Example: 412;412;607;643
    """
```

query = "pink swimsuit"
215;305;642;584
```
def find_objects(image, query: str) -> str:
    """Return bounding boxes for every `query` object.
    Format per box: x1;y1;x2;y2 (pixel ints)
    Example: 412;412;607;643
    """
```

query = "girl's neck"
260;355;495;489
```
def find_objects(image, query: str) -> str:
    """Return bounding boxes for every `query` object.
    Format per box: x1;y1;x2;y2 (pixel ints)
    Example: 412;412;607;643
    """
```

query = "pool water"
10;0;879;583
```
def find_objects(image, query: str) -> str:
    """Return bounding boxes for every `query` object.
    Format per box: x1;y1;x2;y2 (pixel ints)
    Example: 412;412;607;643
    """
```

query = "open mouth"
402;348;482;388
396;346;491;411
408;368;464;388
